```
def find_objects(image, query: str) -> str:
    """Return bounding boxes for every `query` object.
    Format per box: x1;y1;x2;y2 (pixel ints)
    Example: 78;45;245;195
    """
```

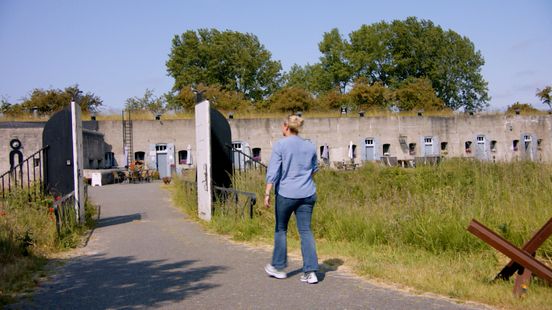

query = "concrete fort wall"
1;114;551;174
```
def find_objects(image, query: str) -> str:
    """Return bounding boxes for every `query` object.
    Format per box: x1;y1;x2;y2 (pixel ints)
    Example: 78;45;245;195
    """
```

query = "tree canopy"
537;86;551;110
166;29;282;101
286;17;490;111
125;89;166;115
1;85;102;115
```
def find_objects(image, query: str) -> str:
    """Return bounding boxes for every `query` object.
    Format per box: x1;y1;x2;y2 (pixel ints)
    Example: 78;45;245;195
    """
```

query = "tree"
348;78;392;111
283;63;334;97
339;17;490;111
125;89;166;115
268;87;313;112
317;89;349;111
537;86;551;110
318;28;353;93
394;77;446;111
166;29;283;101
4;85;102;115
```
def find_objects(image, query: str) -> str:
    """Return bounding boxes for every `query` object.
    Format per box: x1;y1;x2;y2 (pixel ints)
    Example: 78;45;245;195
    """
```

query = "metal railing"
226;144;267;175
214;186;257;219
1;146;48;200
52;191;78;237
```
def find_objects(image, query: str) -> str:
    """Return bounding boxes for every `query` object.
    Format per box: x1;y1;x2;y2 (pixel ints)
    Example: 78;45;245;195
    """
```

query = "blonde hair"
285;115;304;134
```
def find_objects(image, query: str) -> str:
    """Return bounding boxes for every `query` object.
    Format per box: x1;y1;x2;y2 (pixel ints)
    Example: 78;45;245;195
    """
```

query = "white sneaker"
265;264;287;279
300;272;318;284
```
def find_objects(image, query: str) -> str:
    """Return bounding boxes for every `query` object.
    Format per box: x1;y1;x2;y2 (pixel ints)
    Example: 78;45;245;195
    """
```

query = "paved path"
14;182;489;309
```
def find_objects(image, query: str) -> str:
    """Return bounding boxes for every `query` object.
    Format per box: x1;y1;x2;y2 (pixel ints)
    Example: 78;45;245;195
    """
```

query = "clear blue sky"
1;0;550;112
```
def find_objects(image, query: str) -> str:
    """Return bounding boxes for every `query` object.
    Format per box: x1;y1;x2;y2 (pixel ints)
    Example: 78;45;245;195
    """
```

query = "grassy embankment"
4;108;549;123
0;186;96;306
171;159;552;310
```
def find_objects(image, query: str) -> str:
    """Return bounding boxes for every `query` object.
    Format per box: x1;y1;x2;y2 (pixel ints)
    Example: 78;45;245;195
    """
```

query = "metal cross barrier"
467;218;552;297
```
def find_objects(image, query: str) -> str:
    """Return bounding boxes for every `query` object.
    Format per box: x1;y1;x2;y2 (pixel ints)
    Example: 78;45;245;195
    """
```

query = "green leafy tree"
4;85;102;115
166;29;282;101
283;63;334;97
394;77;446;111
537;86;551;110
344;17;490;111
125;89;166;115
318;28;353;93
348;78;392;111
268;87;313;112
317;89;350;111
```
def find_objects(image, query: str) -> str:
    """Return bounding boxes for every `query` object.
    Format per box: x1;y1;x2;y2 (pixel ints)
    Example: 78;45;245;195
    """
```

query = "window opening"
513;140;519;151
537;139;543;151
477;136;485;143
424;137;433;145
465;141;472;154
491;140;497;152
383;144;391;156
156;144;167;152
135;151;145;161
408;143;416;155
440;142;448;151
252;147;261;162
178;150;188;164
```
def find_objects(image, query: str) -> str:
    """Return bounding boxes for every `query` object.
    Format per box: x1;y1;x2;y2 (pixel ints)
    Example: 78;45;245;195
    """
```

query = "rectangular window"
156;144;167;152
477;136;485;142
513;140;519;151
424;137;433;145
465;141;472;153
523;135;532;142
365;139;374;146
178;150;188;164
383;144;390;156
408;143;416;155
491;140;497;152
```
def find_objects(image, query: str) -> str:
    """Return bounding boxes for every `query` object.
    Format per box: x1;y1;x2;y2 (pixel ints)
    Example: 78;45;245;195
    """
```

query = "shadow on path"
20;254;227;309
286;258;344;282
95;213;142;228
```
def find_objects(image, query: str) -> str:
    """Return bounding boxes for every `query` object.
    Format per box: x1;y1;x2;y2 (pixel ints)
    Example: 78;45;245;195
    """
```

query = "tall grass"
171;160;552;310
0;187;96;306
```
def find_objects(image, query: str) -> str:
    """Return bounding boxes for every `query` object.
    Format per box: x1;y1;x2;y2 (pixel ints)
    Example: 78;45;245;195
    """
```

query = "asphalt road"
12;182;491;309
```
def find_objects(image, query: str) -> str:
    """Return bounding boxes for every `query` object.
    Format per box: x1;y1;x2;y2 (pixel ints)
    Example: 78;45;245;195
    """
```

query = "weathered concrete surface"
12;182;490;309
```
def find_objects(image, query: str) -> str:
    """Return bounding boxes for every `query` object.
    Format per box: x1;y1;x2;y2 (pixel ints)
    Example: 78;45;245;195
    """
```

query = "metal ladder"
122;110;133;166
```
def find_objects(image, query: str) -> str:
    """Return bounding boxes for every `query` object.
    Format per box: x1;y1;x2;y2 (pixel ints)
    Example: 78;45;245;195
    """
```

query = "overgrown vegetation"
0;186;96;306
171;160;552;310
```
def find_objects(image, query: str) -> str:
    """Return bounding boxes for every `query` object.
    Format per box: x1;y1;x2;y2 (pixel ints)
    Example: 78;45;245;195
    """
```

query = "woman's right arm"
265;142;282;208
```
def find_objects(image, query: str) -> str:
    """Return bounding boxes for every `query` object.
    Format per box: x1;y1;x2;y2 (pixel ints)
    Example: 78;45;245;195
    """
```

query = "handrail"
214;185;257;219
1;145;49;199
0;146;49;179
225;144;267;173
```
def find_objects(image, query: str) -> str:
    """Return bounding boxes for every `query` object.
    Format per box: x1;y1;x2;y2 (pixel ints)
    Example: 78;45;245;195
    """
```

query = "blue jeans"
272;194;319;272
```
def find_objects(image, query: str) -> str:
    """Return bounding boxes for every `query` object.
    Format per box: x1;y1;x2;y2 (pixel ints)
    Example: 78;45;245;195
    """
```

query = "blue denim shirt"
266;135;318;199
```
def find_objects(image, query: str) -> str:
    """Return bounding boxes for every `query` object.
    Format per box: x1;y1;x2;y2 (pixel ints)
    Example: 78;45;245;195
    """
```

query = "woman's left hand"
264;195;271;208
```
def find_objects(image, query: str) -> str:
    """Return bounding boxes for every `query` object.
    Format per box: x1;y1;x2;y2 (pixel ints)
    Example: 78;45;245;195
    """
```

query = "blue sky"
0;0;550;112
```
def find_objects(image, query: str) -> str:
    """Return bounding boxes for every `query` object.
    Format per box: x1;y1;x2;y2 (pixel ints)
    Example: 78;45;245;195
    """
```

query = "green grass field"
171;159;552;310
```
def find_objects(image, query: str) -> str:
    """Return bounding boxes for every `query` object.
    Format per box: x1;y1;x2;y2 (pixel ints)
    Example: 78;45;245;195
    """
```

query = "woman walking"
264;115;319;284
